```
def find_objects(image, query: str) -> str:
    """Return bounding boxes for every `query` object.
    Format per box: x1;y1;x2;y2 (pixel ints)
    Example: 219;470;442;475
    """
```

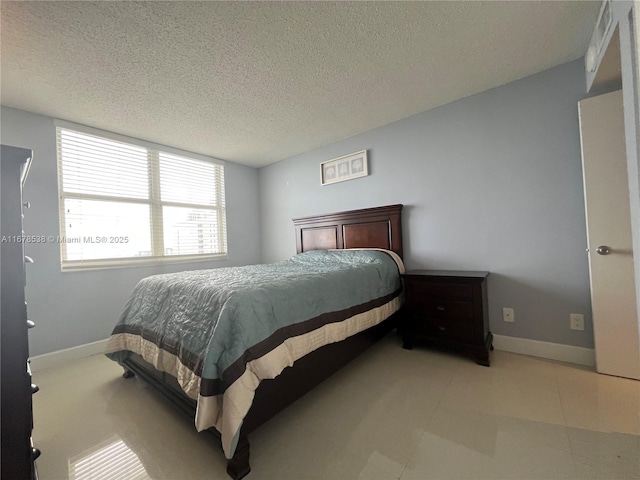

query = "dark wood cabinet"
1;145;39;479
401;270;492;366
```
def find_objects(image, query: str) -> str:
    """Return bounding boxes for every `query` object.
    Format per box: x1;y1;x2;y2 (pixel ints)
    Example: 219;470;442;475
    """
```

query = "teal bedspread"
106;249;402;395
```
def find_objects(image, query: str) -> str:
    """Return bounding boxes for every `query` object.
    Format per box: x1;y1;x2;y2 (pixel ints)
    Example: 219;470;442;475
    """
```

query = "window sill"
61;253;228;272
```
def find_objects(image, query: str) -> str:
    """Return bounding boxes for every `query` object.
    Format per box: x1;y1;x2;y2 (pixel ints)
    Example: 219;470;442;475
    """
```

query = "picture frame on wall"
320;150;368;185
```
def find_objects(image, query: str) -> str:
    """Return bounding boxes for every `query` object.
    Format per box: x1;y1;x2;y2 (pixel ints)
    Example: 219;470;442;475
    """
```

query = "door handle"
596;245;611;255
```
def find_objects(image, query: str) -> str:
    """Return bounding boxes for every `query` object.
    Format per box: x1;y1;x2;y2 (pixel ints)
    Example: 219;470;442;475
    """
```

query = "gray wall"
259;59;594;348
1;106;262;356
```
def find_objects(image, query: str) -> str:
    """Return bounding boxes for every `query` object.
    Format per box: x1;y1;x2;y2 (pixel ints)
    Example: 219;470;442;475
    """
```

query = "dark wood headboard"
292;204;403;258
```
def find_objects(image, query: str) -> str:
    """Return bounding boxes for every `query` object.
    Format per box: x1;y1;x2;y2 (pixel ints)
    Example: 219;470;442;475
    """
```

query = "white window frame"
55;120;227;271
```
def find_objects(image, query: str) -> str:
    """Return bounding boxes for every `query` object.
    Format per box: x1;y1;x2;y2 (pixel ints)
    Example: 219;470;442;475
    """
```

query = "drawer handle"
436;306;446;311
31;384;40;394
438;326;446;331
24;256;34;264
32;447;41;461
27;320;36;329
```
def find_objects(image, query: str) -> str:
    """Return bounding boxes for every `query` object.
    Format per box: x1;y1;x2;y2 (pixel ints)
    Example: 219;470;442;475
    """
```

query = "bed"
105;204;404;479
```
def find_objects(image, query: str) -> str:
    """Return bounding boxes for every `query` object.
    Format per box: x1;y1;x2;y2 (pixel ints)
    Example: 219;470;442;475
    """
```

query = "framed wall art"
320;150;368;186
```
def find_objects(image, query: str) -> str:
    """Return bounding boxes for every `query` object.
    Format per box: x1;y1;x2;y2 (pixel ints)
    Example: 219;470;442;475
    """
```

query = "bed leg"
226;437;251;480
122;368;135;379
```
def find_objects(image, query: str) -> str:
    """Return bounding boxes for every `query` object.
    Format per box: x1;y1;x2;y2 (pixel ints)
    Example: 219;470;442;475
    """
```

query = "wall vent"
595;0;613;54
586;0;613;73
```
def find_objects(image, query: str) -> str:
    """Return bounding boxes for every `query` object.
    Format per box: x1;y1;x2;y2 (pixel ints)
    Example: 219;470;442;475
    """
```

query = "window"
56;123;226;270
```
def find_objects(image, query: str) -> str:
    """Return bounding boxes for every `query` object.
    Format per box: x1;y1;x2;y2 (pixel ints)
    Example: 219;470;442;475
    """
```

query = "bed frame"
120;204;404;479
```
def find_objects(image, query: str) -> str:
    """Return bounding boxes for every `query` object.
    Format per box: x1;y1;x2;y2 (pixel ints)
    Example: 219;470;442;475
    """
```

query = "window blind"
56;126;226;270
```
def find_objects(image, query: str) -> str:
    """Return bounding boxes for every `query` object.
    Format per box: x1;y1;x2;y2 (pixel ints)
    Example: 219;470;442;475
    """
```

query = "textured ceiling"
1;1;600;168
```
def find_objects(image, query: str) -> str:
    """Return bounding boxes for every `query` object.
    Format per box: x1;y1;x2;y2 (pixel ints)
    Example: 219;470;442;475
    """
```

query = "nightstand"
401;270;492;366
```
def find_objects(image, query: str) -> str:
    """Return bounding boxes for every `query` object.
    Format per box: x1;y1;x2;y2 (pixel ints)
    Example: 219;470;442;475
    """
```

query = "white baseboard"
31;335;595;372
30;339;109;373
493;334;595;367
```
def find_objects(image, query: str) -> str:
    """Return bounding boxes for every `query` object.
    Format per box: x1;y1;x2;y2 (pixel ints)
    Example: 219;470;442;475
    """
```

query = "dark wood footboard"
226;437;251;479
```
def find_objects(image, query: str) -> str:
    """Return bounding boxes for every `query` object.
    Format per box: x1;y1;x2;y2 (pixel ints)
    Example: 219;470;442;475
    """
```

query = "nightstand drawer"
408;316;474;343
404;282;473;300
401;270;491;365
406;299;473;322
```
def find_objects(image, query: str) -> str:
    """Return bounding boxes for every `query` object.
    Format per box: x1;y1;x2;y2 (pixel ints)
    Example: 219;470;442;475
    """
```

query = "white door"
579;90;640;380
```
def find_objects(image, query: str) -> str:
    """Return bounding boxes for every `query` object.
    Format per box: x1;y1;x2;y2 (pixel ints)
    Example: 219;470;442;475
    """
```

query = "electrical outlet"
503;307;515;322
570;313;585;331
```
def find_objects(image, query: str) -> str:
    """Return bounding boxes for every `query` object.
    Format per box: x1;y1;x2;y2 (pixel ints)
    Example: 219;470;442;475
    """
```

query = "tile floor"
33;333;640;480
